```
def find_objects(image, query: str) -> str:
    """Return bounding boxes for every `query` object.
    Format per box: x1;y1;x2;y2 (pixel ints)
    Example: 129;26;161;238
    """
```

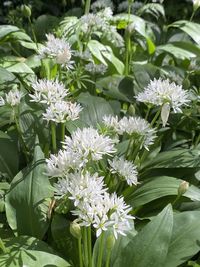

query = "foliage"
0;0;200;267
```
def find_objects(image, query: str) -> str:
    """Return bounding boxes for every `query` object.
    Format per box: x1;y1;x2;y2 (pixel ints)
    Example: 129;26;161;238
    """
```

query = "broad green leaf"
142;148;200;169
5;140;53;239
88;40;124;74
0;250;70;267
19;99;50;152
96;75;134;102
137;3;165;19
113;205;173;267
51;214;79;266
0;67;16;84
66;93;118;132
0;131;18;180
164;211;200;267
128;176;200;207
5;236;54;254
156;43;196;60
168;20;200;44
0;25;19;40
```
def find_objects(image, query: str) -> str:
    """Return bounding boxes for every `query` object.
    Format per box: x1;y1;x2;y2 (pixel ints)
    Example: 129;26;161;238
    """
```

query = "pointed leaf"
5;140;53;238
113;205;173;267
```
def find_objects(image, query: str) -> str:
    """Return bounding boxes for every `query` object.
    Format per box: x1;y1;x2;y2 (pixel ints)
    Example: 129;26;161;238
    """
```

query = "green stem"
145;106;151;120
172;194;181;207
85;0;91;14
28;16;38;48
190;10;196;22
61;123;65;143
125;30;131;76
83;227;88;267
78;238;83;267
51;122;57;153
0;238;7;253
150;108;161;127
105;249;112;267
97;232;104;267
87;226;92;267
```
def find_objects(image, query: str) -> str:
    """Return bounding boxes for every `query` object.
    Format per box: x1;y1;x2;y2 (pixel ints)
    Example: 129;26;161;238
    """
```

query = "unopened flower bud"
70;220;81;239
106;234;116;250
193;0;200;12
21;5;31;18
128;104;135;116
178;181;189;196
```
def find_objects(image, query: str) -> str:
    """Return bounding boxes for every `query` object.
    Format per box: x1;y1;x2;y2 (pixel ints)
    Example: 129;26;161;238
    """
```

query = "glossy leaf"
5;140;53;238
0;250;70;267
128;176;200;207
113;205;173;267
164;211;200;267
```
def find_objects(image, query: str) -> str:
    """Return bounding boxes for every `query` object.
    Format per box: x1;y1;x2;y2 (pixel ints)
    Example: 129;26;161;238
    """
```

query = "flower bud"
178;181;189;196
193;0;200;12
128;104;135;116
106;234;116;250
70;220;82;239
21;5;31;18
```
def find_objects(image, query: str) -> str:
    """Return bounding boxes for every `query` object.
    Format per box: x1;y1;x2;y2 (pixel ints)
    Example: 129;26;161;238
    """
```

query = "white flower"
102;115;119;131
85;62;107;74
2;89;23;107
136;78;190;113
109;157;138;186
118;116;156;150
46;150;83;178
38;34;73;67
63;127;117;162
68;171;107;207
54;177;69;196
43;101;82;123
29;79;68;105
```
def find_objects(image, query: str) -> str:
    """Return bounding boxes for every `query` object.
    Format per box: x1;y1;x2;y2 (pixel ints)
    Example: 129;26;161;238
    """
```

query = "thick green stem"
145;106;151;120
150;108;161;127
125;30;131;76
78;238;83;267
85;0;91;14
97;232;104;267
61;123;65;143
83;227;88;267
87;226;92;267
51;122;57;153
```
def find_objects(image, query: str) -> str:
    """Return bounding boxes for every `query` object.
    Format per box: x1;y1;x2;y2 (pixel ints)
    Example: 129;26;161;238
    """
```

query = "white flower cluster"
55;171;134;238
0;88;23;107
109;157;138;186
85;62;107;75
29;79;68;105
136;78;190;113
43;101;82;123
63;127;117;162
46;127;117;177
30;79;82;123
103;115;156;150
38;34;73;68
